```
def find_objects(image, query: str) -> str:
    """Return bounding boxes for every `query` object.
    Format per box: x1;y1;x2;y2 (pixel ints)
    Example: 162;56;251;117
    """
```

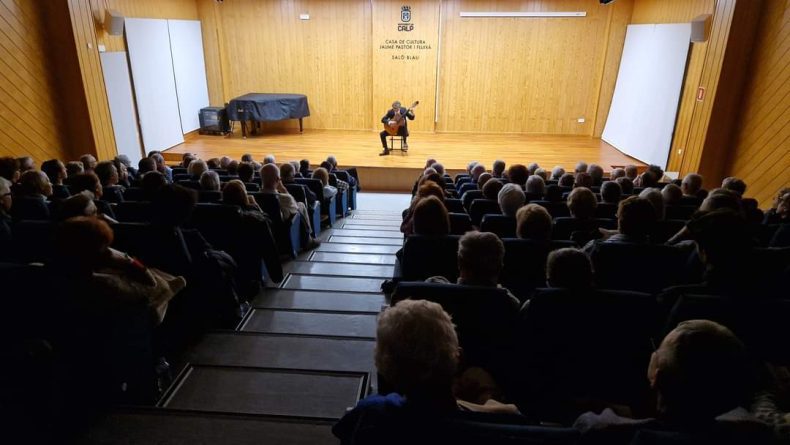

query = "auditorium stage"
163;129;644;192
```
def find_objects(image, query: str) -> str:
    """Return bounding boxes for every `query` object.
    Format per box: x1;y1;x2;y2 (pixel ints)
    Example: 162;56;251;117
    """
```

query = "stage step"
341;219;402;227
327;228;403;238
281;274;384;293
184;332;375;373
310;251;396;265
284;261;393;279
316;243;401;254
240;308;377;339
78;409;336;445
328;236;402;246
253;289;384;312
160;365;365;420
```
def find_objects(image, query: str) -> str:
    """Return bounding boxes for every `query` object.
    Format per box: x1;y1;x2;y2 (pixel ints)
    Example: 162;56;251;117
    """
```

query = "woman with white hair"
498;183;525;217
199;170;220;191
187;159;208;179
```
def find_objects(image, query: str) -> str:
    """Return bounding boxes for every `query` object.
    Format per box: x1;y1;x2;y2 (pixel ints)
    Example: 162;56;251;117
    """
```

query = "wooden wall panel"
0;0;72;162
437;0;616;135
203;0;372;131
372;0;439;132
726;0;789;209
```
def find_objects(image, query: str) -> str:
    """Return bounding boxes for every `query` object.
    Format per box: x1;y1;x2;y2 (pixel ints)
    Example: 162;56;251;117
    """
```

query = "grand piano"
227;93;310;138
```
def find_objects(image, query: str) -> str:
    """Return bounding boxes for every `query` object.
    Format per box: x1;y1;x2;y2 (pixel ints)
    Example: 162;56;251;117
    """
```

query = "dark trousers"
380;127;408;150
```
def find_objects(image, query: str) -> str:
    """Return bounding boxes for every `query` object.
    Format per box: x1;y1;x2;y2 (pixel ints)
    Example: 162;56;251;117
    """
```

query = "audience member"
763;187;789;224
498;183;525;217
17;156;35;173
263;155;276;165
507;164;529;187
181;154;197;169
57;192;99;221
15;170;52;199
477;172;492;189
492;160;506;178
545;184;563;202
647;164;665;183
219;156;231;169
527;163;539;176
470;163;486;182
115;154;136;179
587;164;604;186
481;179;503;201
140;171;167;201
558;173;575;188
402;182;446;236
624;164;638;180
138;157;157;176
312;167;338;200
241;153;254;163
222;179;262;214
635;170;658;188
299;159;311;177
261;163;319;249
600;181;622;204
661;183;683;206
412;196;450;236
533;168;548;181
574;320;760;442
567;187;597;220
550;166;565;180
610;168;625;180
616;176;634;195
430;162;446;176
226;160;239;176
188;159;208;179
574;161;588;174
546;248;592;289
516;204;552;241
111;158;130;188
80;154;97;172
237;162;255;184
525;175;545;197
722;177;747;197
681;173;704;198
199;170;221;191
41;159;70;200
639;188;665;220
94;161;124;203
1;157;21;187
206;158;220;169
574;172;593;189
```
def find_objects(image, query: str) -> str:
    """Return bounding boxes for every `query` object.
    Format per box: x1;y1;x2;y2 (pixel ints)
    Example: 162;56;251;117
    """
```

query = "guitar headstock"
409;101;420;109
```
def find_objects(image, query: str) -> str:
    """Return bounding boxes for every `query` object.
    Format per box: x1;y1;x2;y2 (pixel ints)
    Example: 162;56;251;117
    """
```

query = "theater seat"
113;201;154;223
480;214;516;238
10;220;56;263
594;202;618;219
111;222;194;277
665;205;698;220
500;239;576;300
392;281;519;373
448;213;473;235
469;199;501;226
444;198;466;214
252;193;301;258
285;183;321;237
590;242;690;294
197;190;222;203
532;200;570;218
461;190;483;212
10;196;51;221
514;288;658;421
398;235;460;282
295;178;336;227
552;217;615;243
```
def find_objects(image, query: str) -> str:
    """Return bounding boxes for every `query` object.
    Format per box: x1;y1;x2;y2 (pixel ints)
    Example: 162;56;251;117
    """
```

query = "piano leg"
299;118;304;133
241;120;248;139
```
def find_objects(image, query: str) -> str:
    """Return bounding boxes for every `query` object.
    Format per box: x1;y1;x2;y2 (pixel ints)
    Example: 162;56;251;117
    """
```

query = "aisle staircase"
80;200;406;444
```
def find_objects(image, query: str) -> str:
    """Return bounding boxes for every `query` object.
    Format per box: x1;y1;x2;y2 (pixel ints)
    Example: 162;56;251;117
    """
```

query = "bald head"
261;163;281;190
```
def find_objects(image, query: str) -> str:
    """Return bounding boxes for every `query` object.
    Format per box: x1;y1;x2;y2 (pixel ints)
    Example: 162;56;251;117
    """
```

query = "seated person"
412;196;450;236
429;231;519;306
545;248;593;289
41;159;70;200
57;191;117;224
260;163;319;250
281;162;316;205
222;179;263;215
544;184;563;202
327;155;357;188
14;170;53;200
516;204;552;242
199;170;221;191
558;173;575;188
333;299;519;444
67;172;115;218
639;188;665;220
573;320;767;444
587;164;604;186
140;171;167;201
402;182;445;236
80;154;97;172
661;183;683;206
550;166;565;181
112;158;131;188
137;157;157;177
94;161;124;203
624;164;638;181
498;183;525;217
237;162;258;189
610;167;626;180
187;159;208;180
681;173;704;199
574;172;593;189
616;177;634;195
312;167;338;200
525;175;545;199
507;164;529;188
583;196;657;254
763;187;789;225
601;181;622;204
567;187;597;220
722;177;747;197
492;159;506;178
299;159;311;178
481;178;503;201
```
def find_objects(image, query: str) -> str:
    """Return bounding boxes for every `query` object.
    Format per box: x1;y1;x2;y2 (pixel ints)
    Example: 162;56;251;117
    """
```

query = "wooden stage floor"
163;129;643;191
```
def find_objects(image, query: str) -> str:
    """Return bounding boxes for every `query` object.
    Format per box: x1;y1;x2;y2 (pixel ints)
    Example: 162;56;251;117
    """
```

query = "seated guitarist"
380;101;415;156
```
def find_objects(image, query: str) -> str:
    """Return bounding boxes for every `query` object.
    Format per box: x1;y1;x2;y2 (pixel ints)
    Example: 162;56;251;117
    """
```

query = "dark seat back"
197;190;222;203
189;203;243;248
111;223;193;276
10;220;56;263
114;201;154;223
392;281;519;370
448;212;473;235
516;288;658;418
444;198;465;214
665;205;697;220
461;190;484;211
532;200;570;218
500;239;576;300
469;199;501;226
590;242;690;293
651;219;686;244
594;202;618;219
400;235;460;282
480;215;516;238
123;187;145;201
10;196;50;221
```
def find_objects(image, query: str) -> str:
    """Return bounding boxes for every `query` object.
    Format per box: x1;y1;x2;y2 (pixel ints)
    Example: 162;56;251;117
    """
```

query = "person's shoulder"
573;408;657;434
333;393;406;444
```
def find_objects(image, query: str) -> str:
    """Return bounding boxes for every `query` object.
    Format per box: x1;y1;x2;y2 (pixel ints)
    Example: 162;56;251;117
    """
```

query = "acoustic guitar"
384;101;419;136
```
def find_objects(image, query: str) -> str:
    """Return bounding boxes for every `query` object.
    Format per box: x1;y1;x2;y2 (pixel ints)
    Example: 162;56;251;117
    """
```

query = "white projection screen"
100;52;143;164
602;23;692;170
167;19;210;133
125;18;184;152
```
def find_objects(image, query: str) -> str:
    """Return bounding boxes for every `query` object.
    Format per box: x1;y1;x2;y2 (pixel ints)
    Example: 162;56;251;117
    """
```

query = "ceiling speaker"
104;9;124;36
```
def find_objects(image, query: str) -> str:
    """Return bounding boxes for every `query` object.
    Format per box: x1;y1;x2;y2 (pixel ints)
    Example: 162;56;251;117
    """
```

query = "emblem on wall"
398;5;413;32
